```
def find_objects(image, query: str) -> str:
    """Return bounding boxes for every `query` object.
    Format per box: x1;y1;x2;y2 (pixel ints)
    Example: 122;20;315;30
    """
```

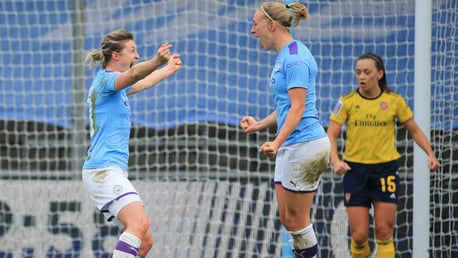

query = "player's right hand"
332;160;351;175
167;54;182;72
240;116;258;133
156;42;172;65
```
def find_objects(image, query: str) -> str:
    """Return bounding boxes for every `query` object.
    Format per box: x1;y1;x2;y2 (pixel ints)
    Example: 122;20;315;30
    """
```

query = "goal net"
0;0;456;257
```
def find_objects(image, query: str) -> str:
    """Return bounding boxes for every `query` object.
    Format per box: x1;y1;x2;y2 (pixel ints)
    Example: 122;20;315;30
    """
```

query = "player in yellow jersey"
327;52;440;258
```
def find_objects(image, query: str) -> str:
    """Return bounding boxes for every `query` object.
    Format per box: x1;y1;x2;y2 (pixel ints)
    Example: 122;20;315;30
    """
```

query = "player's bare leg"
373;201;396;258
276;184;318;258
347;206;371;257
113;201;152;258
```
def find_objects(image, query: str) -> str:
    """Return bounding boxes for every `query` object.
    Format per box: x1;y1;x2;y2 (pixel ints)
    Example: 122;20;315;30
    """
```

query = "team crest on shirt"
380;101;388;110
331;100;343;115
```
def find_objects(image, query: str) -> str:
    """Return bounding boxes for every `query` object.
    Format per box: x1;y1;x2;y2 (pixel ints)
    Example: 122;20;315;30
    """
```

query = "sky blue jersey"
270;40;326;146
83;70;132;171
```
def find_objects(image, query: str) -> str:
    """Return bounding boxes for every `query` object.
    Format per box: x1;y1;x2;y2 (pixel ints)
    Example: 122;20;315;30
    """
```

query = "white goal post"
0;1;456;257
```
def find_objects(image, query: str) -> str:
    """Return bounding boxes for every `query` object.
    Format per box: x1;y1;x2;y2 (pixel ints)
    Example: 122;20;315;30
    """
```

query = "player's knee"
137;233;153;257
351;233;368;245
138;221;150;237
280;211;310;231
280;216;299;231
144;234;153;250
125;218;150;238
349;226;369;244
374;225;393;241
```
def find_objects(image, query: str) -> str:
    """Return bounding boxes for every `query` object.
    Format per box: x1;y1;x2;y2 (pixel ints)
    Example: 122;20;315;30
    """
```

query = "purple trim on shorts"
274;181;317;193
115;240;138;256
99;192;138;212
115;191;137;201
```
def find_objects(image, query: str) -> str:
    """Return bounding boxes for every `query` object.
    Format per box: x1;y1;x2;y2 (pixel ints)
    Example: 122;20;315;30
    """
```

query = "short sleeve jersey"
270;40;326;146
83;69;132;171
329;90;413;164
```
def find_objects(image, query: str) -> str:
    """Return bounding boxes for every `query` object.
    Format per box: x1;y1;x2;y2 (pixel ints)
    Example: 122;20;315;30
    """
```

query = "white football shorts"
82;166;142;226
274;136;330;192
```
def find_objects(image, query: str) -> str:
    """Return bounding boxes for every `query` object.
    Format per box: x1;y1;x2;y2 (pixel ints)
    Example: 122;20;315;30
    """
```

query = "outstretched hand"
166;54;183;72
156;42;172;65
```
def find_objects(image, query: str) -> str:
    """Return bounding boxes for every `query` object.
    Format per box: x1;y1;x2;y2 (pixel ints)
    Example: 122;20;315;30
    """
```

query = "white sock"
289;224;318;258
112;232;141;258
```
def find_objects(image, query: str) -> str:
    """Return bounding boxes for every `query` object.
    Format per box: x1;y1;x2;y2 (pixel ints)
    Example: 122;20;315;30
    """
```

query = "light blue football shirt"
83;69;132;171
270;40;326;146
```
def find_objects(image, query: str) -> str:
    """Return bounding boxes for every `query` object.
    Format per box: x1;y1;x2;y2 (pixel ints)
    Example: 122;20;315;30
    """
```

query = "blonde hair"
260;2;309;29
85;29;134;69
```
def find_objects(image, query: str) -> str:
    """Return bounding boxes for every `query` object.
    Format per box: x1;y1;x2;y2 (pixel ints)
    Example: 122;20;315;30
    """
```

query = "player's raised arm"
127;54;182;95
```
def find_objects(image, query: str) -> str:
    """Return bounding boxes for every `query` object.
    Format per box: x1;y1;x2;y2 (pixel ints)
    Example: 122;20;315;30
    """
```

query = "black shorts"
342;160;399;207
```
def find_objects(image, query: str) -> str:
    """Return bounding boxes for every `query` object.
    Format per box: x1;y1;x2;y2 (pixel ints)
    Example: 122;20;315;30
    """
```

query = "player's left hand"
259;141;279;158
